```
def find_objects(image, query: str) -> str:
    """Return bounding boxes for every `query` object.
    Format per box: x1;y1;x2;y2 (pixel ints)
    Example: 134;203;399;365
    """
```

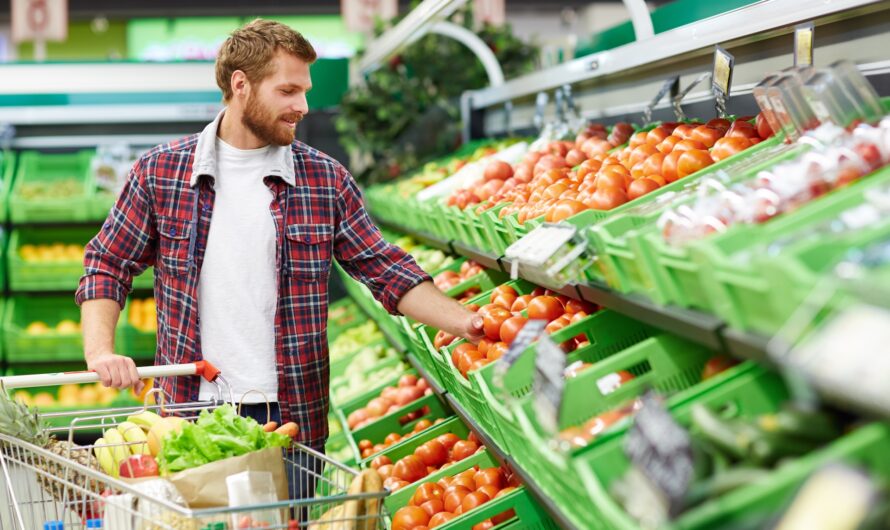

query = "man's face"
241;51;313;147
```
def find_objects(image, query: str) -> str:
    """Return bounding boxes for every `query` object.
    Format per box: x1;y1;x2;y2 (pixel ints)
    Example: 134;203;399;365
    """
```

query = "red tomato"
378;464;394;480
629;130;649;148
413;482;446;506
711;136;752;162
487;341;508;361
672;124;696;139
450;342;477;365
413;419;433;433
677;149;715;178
472;520;495;530
690;125;724;148
433;330;456;349
436;433;460;451
415;440;449;468
510;294;533;313
482;307;512;341
499;316;528;345
496;486;519;498
461;491;491;512
443;486;471;513
673;139;708;152
595;168;630;191
384;477;410;491
474;468;506;490
429;512;457;528
450;475;476;492
489;285;518;309
456;350;484;376
627;178;660;200
661;150;682;183
726;120;759;139
548;199;587;222
451;440;479;462
393;506;431;530
420;499;445;518
756;112;774;138
545;314;572;335
385;432;402;445
646;126;670;146
702;355;737;380
576;159;602;180
630;144;659;167
564;299;596;314
393;455;428;483
484;160;513;182
589;186;628;210
371;455;392;470
641;152;666;178
706;118;731;133
656;135;681;154
527;296;565;322
565;148;587;167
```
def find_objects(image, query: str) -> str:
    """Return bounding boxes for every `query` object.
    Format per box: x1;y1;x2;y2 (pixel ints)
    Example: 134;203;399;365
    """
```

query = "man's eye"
281;90;294;95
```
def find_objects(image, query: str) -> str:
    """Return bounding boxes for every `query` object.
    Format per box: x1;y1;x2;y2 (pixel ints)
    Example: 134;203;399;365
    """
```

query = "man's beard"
241;92;301;147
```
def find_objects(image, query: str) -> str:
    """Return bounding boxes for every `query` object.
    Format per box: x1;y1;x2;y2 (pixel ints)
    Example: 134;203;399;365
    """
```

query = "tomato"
371;455;392;470
702;355;737;380
576;158;602;180
513;163;533;183
548;199;587;222
384;477;410;491
473;520;495;530
564;148;586;167
646;126;670;146
627;178;660;200
393;506;430;530
498;316;528;345
358;439;372;451
443;486;471;513
673;139;708;152
711;136;752;162
384;432;402;445
756;112;774;139
672;124;696;139
706;118;731;133
564;299;596;314
450;343;477;365
413;482;446;506
726;120;759;139
429;512;457;528
451;440;479;462
378;464;394;479
413;419;433;434
415;440;449;467
484;160;513;182
474;468;506;490
489;285;518;308
648;174;667;187
533;155;569;176
436;433;460;451
630;144;659;167
527;296;565;322
595;170;629;191
450;475;476;491
690;125;724;148
461;491;491;512
492;508;517;525
433;330;456;349
476;303;503;318
545;314;571;335
656;135;681;154
420;499;445;518
677;149;714;178
393;455;428;483
591;186;628;210
640;152;665;178
510;294;533;313
661;150;682;183
496;486;519;498
482;307;512;341
486;341;508;361
629;130;649;148
456;350;484;376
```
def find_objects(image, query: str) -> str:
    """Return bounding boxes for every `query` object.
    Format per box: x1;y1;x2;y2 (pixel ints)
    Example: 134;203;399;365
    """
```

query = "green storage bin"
384;446;560;530
589;137;797;301
510;334;722;527
329;339;394;381
480;202;514;256
10;150;95;223
116;297;156;361
335;369;449;463
4;296;83;362
330;356;408;407
370;416;470;470
8;227;96;291
0;150;16;223
692;164;890;334
577;368;890;530
444;268;509;301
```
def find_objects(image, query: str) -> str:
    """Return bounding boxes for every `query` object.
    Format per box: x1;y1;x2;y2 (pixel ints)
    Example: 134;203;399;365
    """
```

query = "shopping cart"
0;363;389;530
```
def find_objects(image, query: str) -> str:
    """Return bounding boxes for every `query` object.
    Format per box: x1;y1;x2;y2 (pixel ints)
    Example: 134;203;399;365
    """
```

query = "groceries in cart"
0;363;389;530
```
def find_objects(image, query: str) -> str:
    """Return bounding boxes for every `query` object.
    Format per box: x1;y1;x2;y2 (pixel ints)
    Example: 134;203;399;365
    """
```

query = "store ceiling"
0;0;654;22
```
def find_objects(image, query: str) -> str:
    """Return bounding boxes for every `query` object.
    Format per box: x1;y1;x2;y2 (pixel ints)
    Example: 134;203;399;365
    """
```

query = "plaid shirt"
76;118;430;448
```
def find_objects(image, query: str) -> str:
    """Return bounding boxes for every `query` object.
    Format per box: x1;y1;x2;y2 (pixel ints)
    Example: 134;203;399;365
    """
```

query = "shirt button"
170;228;177;236
103;223;111;230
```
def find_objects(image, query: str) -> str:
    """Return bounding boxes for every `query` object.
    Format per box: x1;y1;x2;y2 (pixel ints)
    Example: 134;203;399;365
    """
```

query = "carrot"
263;421;279;432
275;422;299;439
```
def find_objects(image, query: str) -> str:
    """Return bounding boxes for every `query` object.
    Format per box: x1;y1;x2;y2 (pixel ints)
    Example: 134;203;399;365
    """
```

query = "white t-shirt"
197;138;279;403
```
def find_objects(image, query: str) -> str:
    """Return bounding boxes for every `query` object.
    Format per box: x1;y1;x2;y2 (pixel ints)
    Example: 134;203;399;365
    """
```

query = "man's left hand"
463;313;485;344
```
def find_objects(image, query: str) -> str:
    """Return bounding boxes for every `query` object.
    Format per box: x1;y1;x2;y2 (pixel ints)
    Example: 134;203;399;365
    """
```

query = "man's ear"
231;70;249;99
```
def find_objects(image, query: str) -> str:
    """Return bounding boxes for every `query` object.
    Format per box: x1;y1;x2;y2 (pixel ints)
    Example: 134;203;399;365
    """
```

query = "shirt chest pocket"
157;215;193;277
285;223;333;280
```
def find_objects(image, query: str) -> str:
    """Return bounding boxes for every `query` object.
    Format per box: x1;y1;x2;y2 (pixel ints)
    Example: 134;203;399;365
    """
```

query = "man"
77;19;484;452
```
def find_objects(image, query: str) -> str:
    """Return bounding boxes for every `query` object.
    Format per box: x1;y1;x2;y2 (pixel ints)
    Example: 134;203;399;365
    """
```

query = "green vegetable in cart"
156;405;290;474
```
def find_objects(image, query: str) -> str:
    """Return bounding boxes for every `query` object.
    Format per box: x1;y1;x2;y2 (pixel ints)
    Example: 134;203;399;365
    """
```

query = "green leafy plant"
337;7;538;185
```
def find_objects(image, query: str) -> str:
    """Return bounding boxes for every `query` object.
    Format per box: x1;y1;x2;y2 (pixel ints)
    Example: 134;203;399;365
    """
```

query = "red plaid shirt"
76;133;430;448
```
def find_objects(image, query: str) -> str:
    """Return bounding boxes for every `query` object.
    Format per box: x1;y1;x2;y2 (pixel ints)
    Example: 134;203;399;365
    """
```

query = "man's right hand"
86;351;144;393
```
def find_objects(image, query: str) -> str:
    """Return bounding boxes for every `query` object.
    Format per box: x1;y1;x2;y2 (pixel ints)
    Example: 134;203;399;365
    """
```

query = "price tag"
794;22;814;67
532;334;566;435
623;391;694;517
494;319;547;397
712;46;735;117
643;76;680;124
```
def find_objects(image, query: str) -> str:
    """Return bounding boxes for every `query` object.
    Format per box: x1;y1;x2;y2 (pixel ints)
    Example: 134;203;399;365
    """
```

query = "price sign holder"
712;46;735;117
671;72;711;122
494;319;547;400
643;76;680;124
623;391;694;518
794;22;815;68
531;333;567;435
504;223;590;290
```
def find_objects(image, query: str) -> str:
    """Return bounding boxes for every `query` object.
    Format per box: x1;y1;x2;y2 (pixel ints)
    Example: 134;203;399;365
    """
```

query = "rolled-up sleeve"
75;158;158;309
333;167;431;315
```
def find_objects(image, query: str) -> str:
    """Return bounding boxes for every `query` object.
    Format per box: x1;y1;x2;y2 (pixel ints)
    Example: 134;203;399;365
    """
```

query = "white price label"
794;23;815;67
532;335;566;435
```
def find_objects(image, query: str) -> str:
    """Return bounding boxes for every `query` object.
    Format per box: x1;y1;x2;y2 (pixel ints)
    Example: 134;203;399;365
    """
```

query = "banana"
93;438;116;477
127;410;162;430
102;428;130;474
117;421;150;455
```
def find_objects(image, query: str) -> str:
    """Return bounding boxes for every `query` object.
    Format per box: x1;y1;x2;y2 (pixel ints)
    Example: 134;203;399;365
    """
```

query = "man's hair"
216;18;317;102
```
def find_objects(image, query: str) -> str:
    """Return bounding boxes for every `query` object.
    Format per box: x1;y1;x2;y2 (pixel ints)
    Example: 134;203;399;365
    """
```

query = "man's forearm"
397;281;474;338
82;298;122;361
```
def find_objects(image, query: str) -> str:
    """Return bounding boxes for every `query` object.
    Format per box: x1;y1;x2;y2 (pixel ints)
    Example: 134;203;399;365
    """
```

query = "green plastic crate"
578;368;890;530
589;136;795;300
10;150;95;223
692;164;890;334
330;356;408;407
116;297;156;361
444;268;509;301
8;227;96;291
370;416;470;471
384;446;561;530
510;334;719;527
4;296;83;362
480;202;515;256
0;150;16;223
335;370;449;461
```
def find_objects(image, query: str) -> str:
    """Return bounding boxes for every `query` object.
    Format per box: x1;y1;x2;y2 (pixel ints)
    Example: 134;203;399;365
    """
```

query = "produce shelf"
451;240;502;272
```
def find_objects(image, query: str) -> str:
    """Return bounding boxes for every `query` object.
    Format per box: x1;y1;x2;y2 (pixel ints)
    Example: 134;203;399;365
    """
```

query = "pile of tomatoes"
346;374;434;431
358;418;446;460
372;431;485;492
432;261;485;292
391;465;521;530
433;284;597;378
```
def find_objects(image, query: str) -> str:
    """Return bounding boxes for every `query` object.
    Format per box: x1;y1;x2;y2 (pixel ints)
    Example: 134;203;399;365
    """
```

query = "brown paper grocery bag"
165;447;288;508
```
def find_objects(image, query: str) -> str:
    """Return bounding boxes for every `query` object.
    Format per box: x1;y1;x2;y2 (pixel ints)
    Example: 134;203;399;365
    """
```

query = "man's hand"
398;281;490;344
87;350;144;393
463;313;485;344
